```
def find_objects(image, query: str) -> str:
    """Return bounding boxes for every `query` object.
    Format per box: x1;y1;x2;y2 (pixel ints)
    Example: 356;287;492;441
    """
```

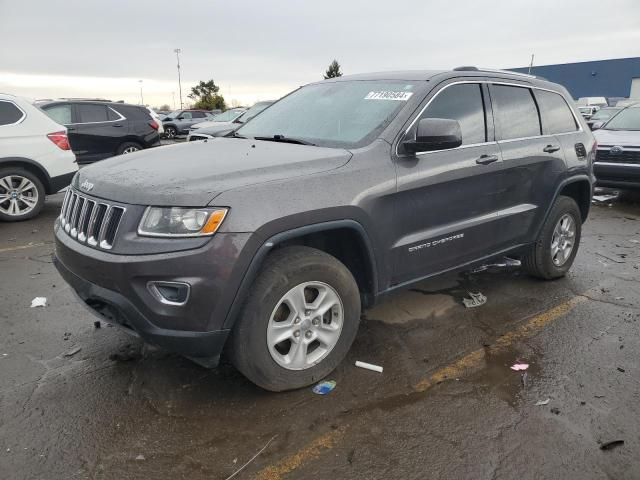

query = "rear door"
70;103;126;162
391;81;505;285
489;83;566;248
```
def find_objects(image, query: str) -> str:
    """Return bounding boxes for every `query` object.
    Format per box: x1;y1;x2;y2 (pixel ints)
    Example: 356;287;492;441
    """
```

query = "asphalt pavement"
1;192;639;480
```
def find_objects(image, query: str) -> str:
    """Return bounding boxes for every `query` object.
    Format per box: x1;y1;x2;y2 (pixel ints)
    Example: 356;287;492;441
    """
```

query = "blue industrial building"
509;57;640;100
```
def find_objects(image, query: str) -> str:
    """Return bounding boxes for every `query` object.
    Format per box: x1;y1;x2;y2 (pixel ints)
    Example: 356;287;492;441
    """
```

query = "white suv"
0;94;78;221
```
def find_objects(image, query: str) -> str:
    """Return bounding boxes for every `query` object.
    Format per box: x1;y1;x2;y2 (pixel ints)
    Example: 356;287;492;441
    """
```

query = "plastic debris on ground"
135;454;145;461
510;363;529;371
535;398;550;406
462;292;487;308
312;380;337;395
30;297;47;308
592;194;618;204
63;347;82;358
600;440;624;451
355;361;383;373
471;257;521;274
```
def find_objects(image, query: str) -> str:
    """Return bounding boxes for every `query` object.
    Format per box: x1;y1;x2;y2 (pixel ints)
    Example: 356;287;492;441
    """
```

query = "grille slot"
596;149;640;165
58;189;126;250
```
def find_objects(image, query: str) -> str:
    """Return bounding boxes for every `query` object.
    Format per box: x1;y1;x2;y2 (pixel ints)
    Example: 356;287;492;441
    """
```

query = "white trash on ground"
30;297;47;308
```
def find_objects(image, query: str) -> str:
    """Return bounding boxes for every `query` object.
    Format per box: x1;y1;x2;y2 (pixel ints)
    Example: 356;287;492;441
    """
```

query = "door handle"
476;154;499;165
543;144;560;153
112;124;123;128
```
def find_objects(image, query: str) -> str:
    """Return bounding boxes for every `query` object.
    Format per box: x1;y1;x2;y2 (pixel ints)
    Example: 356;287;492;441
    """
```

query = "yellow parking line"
0;242;47;254
255;426;346;480
254;293;589;480
414;294;586;392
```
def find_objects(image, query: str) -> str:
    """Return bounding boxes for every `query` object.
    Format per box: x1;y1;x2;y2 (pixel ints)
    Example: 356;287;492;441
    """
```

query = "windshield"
578;107;593;114
236;102;272;124
590;108;620;121
212;109;244;122
236;81;418;148
603;107;640;130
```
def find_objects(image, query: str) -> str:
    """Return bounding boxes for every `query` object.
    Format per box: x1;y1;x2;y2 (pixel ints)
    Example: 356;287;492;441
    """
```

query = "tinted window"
536;90;578;134
191;111;206;118
419;83;486;145
491;85;541;140
181;112;193;119
42;104;72;125
0;101;24;125
77;104;109;123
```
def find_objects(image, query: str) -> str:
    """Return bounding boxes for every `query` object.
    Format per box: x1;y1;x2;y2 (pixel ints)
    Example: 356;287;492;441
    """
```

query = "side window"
76;104;110;123
418;83;486;145
192;111;205;118
535;90;578;134
0;101;24;126
181;112;193;119
42;104;72;125
491;85;541;140
106;107;121;121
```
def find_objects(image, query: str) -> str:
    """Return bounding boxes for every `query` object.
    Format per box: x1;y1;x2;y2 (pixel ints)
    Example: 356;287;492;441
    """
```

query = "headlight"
138;207;228;237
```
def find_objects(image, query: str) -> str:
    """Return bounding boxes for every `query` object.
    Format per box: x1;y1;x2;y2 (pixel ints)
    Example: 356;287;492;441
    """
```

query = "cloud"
1;0;638;106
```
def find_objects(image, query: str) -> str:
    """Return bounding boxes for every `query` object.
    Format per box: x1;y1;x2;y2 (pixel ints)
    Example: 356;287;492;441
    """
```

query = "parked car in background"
577;96;608;108
587;106;622;129
161;109;217;138
578;105;599;120
187;102;273;141
54;68;594;391
37;100;161;164
146;107;164;135
615;99;640;107
0;94;77;221
593;103;640;190
208;108;247;122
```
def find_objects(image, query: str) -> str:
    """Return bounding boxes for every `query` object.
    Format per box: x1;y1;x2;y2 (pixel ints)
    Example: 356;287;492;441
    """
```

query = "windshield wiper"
254;135;316;146
227;131;247;139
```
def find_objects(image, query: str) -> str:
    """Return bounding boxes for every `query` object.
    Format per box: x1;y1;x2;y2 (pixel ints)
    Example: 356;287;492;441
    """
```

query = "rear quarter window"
535;90;578;134
491;85;541;140
0;101;25;126
76;104;110;123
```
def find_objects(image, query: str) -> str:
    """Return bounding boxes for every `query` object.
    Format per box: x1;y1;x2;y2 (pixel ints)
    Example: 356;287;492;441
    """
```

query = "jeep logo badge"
610;145;624;155
80;180;94;191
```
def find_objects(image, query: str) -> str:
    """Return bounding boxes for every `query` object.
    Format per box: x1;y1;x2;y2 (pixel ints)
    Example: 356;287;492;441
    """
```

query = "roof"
331;70;446;81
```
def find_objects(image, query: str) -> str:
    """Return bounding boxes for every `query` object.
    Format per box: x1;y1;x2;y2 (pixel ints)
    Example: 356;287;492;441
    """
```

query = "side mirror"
177;116;184;120
403;118;462;154
591;121;604;130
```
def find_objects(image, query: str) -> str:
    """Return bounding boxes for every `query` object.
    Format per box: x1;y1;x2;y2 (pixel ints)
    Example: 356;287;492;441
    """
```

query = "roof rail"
453;66;538;79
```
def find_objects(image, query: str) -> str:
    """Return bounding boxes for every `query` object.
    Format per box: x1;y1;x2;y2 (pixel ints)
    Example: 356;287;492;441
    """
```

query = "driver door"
391;81;505;285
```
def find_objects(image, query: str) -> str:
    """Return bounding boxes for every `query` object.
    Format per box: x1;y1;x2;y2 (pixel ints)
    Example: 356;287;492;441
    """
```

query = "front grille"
188;135;209;141
59;189;126;250
596;148;640;165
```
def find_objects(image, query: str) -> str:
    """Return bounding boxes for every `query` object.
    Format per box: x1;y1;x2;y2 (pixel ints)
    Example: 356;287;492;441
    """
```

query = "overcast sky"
1;0;639;108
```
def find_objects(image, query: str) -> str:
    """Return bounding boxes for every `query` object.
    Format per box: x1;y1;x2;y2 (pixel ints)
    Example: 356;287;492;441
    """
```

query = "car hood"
191;120;234;130
593;129;640;147
73;138;352;206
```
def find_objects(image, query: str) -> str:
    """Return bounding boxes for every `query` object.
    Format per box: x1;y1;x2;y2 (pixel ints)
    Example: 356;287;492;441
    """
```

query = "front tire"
0;168;45;221
230;246;361;391
523;195;582;279
117;142;142;155
165;126;177;139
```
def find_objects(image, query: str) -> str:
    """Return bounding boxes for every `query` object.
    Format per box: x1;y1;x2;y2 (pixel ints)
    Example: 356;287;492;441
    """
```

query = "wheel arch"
0;157;52;194
222;220;378;330
556;176;592;223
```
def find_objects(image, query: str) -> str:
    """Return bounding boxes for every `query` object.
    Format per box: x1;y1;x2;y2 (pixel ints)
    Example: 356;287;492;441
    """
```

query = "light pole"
172;91;176;110
174;48;183;109
138;80;144;105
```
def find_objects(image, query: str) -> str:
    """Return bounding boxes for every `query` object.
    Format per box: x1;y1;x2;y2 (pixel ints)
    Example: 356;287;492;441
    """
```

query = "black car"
54;67;595;391
38;100;161;164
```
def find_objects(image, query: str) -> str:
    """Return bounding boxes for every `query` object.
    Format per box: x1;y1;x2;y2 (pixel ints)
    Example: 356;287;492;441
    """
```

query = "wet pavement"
1;192;639;480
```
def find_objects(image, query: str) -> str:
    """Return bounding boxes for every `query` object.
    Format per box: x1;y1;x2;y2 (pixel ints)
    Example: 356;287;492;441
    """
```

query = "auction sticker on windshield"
365;91;414;101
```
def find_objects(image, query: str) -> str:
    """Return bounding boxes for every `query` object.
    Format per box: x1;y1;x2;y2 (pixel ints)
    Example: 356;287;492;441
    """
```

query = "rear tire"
0;168;45;221
230;246;361;391
116;142;142;155
523;195;582;279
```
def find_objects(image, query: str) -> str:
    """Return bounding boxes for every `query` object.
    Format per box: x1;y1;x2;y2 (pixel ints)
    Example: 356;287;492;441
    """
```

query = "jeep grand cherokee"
54;67;595;391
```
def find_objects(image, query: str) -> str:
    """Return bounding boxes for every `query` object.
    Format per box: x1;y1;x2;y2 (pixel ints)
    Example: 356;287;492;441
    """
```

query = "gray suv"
54;68;595;391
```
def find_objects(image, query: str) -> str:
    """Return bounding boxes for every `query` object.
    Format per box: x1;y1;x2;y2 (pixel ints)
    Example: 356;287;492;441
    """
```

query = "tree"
157;104;171;112
188;79;226;110
323;59;343;79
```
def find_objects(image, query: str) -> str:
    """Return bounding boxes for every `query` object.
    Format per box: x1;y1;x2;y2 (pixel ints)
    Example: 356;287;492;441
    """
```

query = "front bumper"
54;220;257;366
594;162;640;190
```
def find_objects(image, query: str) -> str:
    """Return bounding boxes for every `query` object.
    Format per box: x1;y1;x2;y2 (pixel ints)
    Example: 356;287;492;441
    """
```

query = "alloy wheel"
0;175;39;216
551;213;576;266
122;146;140;154
266;281;344;370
